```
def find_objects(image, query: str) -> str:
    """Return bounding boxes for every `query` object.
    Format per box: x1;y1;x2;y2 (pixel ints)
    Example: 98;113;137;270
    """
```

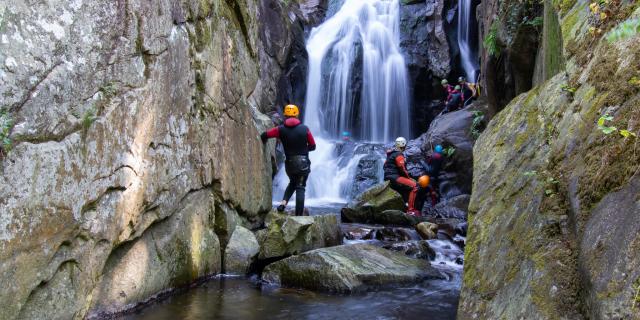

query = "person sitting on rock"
261;104;316;216
383;137;423;216
441;79;454;104
444;86;463;113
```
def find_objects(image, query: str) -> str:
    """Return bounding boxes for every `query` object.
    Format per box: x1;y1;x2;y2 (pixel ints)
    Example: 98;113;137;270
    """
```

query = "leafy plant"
483;21;501;57
99;81;118;98
606;18;640;43
629;76;640;87
470;110;485;139
524;170;538;177
82;106;97;131
443;146;456;157
597;114;637;138
560;83;577;94
0;109;14;155
524;16;544;27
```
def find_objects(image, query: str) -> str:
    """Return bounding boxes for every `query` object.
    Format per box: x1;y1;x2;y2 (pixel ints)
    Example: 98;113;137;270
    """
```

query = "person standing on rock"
441;79;454;104
444;86;463;113
261;104;316;216
383;137;426;216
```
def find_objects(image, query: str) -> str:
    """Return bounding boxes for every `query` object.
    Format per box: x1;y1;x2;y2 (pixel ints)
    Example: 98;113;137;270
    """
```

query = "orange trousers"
394;177;418;211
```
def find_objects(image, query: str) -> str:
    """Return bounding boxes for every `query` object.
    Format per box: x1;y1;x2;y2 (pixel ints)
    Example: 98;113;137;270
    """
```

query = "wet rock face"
460;2;640;317
399;0;450;131
477;0;542;115
262;243;444;293
0;0;301;318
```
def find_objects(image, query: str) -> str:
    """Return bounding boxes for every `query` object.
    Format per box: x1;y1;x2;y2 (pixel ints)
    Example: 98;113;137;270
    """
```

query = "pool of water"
122;272;460;320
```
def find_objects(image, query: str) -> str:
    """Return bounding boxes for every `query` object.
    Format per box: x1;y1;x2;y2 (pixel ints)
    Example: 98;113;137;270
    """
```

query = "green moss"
542;0;566;80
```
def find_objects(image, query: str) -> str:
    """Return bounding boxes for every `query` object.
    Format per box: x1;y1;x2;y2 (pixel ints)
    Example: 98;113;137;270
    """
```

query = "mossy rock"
262;243;444;293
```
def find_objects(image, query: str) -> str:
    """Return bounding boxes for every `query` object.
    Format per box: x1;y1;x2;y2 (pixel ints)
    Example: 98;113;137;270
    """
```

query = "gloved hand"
260;132;268;143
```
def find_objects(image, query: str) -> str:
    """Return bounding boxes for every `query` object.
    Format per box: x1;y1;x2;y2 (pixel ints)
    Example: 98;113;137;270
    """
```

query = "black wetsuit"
262;117;316;216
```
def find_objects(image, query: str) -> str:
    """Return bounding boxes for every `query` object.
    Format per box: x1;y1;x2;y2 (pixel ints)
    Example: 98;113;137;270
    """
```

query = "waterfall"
457;0;479;82
274;0;409;205
304;0;411;141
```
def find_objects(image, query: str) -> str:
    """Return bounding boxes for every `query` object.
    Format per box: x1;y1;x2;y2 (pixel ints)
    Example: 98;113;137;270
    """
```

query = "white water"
304;0;411;142
274;0;410;204
457;0;479;82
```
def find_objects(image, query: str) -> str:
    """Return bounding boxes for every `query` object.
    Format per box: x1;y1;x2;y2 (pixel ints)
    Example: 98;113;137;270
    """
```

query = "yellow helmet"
283;104;300;117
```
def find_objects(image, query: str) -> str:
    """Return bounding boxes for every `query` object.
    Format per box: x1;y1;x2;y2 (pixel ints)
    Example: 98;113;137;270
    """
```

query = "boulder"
416;222;439;240
383;240;436;260
262;243;444;293
340;182;405;223
224;226;260;275
342;208;429;226
256;211;342;260
350;155;384;198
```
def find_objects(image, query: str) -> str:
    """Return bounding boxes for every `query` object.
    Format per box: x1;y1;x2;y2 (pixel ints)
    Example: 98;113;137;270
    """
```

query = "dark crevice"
10;61;63;113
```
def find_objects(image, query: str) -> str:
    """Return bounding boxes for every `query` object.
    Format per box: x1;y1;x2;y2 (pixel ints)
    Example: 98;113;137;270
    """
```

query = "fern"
483;21;501;57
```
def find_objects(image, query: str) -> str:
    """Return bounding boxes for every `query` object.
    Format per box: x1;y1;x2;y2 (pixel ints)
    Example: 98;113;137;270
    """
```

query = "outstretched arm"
260;127;279;143
307;128;316;151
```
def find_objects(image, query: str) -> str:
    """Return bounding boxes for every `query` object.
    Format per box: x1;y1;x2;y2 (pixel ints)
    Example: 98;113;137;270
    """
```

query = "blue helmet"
434;145;443;153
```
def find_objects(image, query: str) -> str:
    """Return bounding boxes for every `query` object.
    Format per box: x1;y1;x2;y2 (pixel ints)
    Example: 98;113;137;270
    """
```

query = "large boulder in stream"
224;226;260;275
256;211;342;260
340;182;405;222
262;243;444;293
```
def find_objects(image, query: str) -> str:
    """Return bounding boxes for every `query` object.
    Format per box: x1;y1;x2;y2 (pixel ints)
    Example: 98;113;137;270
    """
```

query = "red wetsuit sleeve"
395;154;410;178
307;129;316;151
265;127;279;139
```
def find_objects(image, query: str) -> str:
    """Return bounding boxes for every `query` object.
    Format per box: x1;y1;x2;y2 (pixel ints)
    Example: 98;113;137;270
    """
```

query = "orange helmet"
283;104;300;117
418;175;430;188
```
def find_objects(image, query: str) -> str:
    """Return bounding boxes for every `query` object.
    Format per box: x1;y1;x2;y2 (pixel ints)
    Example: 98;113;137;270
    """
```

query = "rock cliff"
460;1;640;319
0;0;303;318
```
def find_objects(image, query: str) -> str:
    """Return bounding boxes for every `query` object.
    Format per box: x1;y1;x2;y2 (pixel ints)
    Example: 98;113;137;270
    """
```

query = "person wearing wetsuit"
261;104;316;216
383;137;421;216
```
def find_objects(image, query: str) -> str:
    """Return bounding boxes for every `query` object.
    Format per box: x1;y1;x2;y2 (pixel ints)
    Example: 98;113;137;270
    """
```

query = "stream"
123;206;463;320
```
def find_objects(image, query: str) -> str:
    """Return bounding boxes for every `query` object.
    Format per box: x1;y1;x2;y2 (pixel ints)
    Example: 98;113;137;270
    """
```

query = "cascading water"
274;0;412;205
457;0;479;82
304;0;411;141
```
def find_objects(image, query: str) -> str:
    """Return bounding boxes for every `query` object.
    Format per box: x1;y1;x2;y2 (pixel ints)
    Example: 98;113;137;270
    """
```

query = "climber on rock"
420;144;444;206
383;137;430;216
444;86;463;113
441;79;454;104
261;104;316;216
459;76;478;106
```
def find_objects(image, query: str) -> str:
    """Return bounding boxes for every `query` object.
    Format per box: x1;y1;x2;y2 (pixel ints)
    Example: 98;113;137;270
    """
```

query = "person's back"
446;90;462;112
277;118;313;157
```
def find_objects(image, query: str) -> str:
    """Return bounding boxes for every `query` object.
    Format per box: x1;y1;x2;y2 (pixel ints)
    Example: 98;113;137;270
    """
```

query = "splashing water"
304;0;411;142
457;0;479;82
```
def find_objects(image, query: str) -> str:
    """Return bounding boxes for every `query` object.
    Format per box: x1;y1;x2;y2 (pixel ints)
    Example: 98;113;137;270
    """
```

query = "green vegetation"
82;106;97;132
0;109;14;156
99;81;118;98
470;110;485;139
524;16;544;27
606;18;640;42
597;114;637;138
483;21;501;57
443;146;456;157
